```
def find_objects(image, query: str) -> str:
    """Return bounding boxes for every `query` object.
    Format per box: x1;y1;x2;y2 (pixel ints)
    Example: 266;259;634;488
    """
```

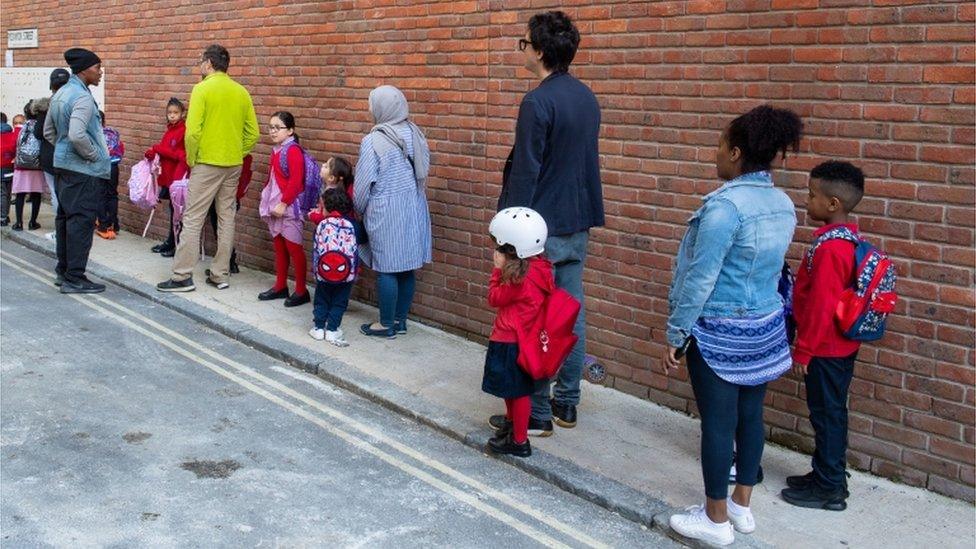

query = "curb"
5;229;679;534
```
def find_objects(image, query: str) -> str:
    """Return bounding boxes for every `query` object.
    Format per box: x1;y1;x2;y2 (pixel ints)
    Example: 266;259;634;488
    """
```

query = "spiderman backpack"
312;214;358;284
806;227;898;342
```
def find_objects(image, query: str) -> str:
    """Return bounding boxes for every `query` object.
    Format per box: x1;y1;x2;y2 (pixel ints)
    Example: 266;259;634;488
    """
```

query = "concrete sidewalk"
5;211;973;549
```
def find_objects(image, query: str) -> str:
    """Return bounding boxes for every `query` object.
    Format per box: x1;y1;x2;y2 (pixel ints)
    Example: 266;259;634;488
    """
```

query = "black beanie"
64;48;101;74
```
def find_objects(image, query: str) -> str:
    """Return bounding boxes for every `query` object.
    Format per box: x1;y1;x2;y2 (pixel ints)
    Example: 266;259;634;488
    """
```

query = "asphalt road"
0;241;675;548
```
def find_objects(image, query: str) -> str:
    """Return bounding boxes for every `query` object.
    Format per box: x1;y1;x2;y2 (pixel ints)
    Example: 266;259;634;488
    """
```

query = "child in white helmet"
482;207;554;457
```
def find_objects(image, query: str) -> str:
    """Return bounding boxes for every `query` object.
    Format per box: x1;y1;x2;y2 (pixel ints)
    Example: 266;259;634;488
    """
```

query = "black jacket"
497;71;604;236
34;110;55;174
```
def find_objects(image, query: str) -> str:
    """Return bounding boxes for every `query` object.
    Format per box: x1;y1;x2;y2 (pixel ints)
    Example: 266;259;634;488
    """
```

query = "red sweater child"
269;145;305;206
145;120;188;188
489;256;554;342
792;223;862;365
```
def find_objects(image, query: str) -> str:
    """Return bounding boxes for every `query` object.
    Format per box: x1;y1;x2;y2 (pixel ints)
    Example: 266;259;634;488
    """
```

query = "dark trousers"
376;271;415;328
805;353;857;491
0;169;11;222
687;339;768;500
313;281;353;331
55;170;101;283
207;199;238;268
98;163;120;231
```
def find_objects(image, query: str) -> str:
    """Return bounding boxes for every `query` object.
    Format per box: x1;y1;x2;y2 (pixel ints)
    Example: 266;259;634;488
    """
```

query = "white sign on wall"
0;67;106;122
7;29;38;49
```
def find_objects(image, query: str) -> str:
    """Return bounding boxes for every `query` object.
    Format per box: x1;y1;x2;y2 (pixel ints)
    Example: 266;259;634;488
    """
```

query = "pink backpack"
168;177;189;243
128;157;160;210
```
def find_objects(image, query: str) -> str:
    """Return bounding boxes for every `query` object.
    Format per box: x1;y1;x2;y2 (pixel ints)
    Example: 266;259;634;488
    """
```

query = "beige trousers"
171;163;242;283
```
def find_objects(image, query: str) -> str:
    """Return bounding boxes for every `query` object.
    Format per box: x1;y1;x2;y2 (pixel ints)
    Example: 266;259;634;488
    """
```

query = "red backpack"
516;282;581;380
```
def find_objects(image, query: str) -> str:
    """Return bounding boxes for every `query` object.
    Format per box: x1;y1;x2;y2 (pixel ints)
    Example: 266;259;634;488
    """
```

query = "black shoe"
527;417;553;438
157;278;195;292
360;323;396;339
395;319;408;334
550;399;577;428
150;243;166;253
54;274;64;287
487;432;531;458
488;415;513;438
60;279;106;294
159;247;175;258
0;218;8;227
781;484;848;511
259;287;289;301
284;292;310;307
786;471;815;490
28;221;40;230
11;222;22;231
229;262;240;274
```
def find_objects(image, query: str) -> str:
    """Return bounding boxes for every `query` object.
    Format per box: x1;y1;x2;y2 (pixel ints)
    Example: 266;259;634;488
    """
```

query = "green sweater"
185;72;259;168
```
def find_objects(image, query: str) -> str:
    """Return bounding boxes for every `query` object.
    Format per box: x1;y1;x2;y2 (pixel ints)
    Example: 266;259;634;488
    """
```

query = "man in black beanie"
43;48;109;294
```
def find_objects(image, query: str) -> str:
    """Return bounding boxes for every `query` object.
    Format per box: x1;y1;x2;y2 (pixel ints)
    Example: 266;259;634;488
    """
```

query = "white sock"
727;497;749;514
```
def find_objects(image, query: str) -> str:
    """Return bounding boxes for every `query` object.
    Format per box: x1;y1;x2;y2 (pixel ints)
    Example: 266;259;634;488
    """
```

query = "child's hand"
492;250;506;269
793;361;808;377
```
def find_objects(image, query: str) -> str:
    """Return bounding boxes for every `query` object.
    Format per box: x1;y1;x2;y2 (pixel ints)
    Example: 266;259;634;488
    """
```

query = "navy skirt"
481;341;545;399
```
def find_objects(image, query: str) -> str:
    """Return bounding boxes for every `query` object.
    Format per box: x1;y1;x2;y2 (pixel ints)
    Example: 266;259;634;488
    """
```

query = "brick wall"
3;0;973;500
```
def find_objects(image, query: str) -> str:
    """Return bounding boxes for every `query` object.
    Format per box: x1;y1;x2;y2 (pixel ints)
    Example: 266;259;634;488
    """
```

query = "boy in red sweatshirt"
781;161;865;512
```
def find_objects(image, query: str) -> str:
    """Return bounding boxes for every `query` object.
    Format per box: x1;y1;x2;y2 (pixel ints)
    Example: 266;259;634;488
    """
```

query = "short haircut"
203;44;230;72
810;161;865;212
726;105;803;174
1;112;7;124
323;187;353;216
527;11;580;73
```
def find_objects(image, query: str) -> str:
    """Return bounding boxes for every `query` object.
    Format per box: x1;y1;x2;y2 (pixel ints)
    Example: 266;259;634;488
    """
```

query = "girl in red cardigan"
145;97;188;257
258;111;309;307
482;207;551;458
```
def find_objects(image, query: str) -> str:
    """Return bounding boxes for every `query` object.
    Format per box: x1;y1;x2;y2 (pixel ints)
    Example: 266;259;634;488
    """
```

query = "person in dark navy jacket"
493;10;603;437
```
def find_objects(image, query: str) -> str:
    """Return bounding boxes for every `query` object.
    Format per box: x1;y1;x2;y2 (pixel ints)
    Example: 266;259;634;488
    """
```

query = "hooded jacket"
488;256;555;343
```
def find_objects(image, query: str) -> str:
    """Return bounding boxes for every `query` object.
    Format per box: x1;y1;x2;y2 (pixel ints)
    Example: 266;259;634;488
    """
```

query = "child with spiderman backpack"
781;161;897;512
482;207;581;458
257;111;322;307
307;188;361;347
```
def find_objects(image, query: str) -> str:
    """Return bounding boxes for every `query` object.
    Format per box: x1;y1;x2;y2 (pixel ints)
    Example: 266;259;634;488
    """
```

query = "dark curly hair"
323;187;353;217
527;11;580;73
167;97;185;112
810;160;865;212
203;44;230;72
726;105;803;174
329;156;354;190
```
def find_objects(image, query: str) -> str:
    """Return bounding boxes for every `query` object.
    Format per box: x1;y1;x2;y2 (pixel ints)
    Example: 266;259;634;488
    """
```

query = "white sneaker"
669;504;735;546
308;327;325;341
326;329;349;347
727;497;756;534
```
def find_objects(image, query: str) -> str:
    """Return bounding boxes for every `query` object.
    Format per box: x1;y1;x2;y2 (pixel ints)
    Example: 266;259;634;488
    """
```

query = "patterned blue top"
354;124;432;273
691;309;792;386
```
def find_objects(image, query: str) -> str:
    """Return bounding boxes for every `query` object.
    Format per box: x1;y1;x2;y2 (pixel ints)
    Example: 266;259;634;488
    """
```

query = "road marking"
1;252;610;549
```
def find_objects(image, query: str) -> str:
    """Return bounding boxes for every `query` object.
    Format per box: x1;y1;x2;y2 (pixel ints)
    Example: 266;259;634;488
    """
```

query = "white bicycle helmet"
489;207;548;259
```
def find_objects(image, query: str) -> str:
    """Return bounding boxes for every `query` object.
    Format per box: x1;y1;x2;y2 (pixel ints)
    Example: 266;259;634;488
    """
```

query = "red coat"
792;223;862;365
268;143;305;205
0;130;16;170
145;120;188;188
488;256;554;343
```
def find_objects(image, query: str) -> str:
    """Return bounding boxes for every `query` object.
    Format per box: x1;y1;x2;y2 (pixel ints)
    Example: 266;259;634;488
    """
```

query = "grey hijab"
368;85;430;185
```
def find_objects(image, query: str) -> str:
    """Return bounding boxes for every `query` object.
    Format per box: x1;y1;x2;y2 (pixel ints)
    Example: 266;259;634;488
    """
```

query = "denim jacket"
666;171;796;348
46;75;110;179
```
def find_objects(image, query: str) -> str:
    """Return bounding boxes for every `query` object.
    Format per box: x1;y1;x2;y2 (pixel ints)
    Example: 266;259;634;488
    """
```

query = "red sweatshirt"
792;223;862;365
489;256;554;343
145;120;188;188
0;130;15;170
268;144;305;205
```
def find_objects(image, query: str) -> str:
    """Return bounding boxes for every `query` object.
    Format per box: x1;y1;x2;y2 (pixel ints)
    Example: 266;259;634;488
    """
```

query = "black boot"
487;432;531;458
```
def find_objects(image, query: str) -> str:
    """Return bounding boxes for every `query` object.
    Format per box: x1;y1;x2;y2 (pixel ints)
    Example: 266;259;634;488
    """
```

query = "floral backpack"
805;227;898;342
312;214;358;284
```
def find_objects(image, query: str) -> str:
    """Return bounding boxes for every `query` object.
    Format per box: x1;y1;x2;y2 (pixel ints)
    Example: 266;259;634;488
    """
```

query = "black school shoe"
786;471;850;497
527;417;553;437
781;483;848;511
258;287;289;301
157;278;195;292
159;247;175;257
487;432;531;458
284;292;310;307
488;415;513;439
550;399;577;428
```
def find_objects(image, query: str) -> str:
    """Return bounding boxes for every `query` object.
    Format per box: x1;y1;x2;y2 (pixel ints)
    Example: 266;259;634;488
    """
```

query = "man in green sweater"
158;44;258;292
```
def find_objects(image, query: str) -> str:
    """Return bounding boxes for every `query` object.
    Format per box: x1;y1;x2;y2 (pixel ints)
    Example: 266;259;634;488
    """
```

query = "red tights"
504;396;531;444
272;235;307;295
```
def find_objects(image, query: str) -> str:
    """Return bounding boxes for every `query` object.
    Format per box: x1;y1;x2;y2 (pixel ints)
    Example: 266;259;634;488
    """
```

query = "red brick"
924;66;976;85
904;411;963;439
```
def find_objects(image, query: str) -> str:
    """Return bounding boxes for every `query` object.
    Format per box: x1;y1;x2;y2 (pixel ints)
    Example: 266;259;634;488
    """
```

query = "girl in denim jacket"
664;105;801;546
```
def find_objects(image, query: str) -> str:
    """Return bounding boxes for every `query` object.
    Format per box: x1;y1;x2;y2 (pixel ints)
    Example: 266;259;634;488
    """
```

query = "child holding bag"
481;207;552;458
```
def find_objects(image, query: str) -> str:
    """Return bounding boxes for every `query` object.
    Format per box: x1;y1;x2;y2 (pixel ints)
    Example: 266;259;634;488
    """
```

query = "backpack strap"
278;140;298;178
804;226;860;273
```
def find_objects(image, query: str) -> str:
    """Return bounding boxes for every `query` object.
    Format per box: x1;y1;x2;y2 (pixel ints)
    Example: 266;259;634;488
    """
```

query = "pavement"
4;210;974;548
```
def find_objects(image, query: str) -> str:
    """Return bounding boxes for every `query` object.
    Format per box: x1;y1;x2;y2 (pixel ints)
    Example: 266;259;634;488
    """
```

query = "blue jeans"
806;353;856;491
377;271;415;328
531;230;588;421
687;339;767;500
313;281;353;331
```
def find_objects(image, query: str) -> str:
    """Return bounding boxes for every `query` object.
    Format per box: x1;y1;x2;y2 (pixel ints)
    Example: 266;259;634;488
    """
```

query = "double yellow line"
0;251;610;549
